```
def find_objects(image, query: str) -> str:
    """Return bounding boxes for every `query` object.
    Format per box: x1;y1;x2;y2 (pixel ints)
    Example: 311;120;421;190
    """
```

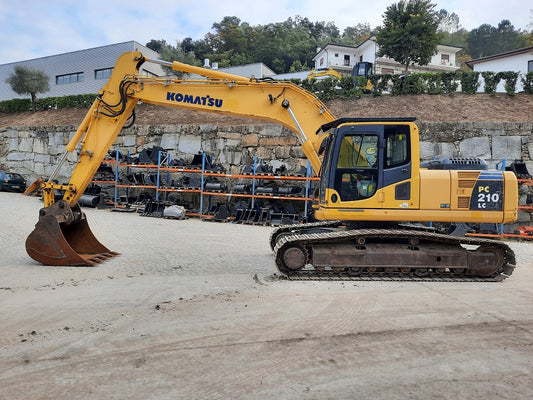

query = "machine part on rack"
479;223;500;234
241;165;254;174
277;186;301;195
141;200;165;217
26;200;118;266
232;184;251;193
83;183;102;196
295;166;308;177
189;153;206;169
273;228;515;281
94;164;115;181
138;146;165;164
213;204;230;221
204;182;227;191
447;222;474;237
107;149;123;161
241;208;257;224
78;194;101;208
256;186;276;194
513;225;533;236
187;176;202;189
257;208;271;224
169;158;187;167
506;160;531;178
96;194;108;209
163;205;186;219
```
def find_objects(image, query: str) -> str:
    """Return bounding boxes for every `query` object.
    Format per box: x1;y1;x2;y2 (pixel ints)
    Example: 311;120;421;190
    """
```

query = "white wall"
472;52;531;92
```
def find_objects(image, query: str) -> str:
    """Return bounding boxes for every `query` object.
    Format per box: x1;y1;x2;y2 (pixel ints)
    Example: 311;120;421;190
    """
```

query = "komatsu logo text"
166;92;223;108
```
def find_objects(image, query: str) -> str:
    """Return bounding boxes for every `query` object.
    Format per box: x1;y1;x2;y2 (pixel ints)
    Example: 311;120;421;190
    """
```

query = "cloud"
0;0;530;64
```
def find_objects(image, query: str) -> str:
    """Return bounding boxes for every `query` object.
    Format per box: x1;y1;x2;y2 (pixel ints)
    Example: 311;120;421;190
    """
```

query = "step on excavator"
25;52;519;281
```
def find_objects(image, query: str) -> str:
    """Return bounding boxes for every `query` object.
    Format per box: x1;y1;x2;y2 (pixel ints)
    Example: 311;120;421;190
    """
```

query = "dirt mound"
0;93;531;129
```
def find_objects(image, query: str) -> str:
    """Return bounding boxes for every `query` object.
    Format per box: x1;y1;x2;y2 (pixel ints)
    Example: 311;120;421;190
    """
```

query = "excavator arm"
43;52;335;208
26;51;336;265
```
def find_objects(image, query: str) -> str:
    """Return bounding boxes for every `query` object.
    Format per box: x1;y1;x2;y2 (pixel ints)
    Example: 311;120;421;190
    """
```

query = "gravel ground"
1;192;532;399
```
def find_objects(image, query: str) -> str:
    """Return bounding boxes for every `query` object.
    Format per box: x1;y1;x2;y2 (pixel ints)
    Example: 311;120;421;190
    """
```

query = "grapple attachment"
25;200;118;266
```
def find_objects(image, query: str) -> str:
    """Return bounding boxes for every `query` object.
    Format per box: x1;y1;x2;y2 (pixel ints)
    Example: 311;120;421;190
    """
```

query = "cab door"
319;122;415;210
382;124;413;206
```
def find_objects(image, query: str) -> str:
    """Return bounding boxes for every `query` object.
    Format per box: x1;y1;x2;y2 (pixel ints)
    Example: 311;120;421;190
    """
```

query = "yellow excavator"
307;68;342;80
25;51;518;281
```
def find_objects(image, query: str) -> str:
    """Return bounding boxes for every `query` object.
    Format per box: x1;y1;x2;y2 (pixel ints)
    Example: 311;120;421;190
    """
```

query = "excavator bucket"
25;200;118;266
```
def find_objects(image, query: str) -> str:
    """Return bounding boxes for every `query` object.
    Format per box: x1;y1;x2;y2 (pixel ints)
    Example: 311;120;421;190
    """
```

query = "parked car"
0;171;27;193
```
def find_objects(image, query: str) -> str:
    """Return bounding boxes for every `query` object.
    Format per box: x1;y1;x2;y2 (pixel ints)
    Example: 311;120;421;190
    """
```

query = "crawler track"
273;228;516;282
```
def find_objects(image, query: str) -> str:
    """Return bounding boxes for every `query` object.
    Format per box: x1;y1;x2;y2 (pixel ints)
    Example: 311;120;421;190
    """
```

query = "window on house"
344;55;350;66
441;54;450;65
95;67;113;80
320;58;324;66
529;60;533;72
56;72;84;85
335;53;339;57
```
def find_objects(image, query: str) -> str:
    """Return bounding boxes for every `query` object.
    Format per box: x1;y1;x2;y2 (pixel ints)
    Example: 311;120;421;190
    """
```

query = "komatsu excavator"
25;51;519;281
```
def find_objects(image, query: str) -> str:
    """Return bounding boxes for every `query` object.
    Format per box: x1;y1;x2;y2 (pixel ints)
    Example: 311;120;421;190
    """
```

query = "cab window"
334;134;378;201
385;129;409;168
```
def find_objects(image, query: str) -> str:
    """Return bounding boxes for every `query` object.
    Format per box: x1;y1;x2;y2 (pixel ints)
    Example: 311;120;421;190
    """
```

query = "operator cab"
318;118;416;207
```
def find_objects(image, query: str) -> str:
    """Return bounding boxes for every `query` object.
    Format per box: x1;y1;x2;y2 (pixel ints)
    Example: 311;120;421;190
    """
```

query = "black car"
0;171;27;193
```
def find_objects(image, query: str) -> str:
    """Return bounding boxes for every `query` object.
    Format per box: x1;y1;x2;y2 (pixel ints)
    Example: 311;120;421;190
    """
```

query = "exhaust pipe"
25;200;118;266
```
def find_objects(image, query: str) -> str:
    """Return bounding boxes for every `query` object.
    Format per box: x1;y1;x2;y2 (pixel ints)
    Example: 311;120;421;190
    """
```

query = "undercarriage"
271;221;516;282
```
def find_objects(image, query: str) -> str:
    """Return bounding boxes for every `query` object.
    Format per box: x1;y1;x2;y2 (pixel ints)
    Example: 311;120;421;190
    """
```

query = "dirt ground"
1;192;532;399
1;93;532;129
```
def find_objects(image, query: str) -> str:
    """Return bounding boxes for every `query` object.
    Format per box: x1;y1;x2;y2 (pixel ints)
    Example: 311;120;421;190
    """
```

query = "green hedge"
1;71;530;113
0;94;97;113
522;71;533;94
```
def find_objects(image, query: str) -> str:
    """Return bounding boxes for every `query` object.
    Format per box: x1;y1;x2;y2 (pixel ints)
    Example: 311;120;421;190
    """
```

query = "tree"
342;23;374;45
376;0;442;74
437;9;460;33
5;66;50;112
146;39;200;71
467;20;526;59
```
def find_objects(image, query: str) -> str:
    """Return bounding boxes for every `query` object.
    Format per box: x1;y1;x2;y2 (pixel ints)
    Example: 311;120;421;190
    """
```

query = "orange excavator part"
25;200;118;266
23;178;44;196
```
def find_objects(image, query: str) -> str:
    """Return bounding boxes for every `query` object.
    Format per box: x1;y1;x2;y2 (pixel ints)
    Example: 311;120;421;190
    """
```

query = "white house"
313;37;462;75
466;45;533;92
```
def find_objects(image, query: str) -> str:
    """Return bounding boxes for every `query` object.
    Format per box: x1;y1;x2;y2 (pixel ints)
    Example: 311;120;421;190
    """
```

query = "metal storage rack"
93;149;318;223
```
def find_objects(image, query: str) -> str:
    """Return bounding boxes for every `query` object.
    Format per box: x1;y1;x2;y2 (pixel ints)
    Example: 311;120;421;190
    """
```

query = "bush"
315;77;340;101
481;71;501;95
459;71;480;94
498;71;519;95
339;75;363;99
390;74;404;96
368;74;390;96
0;98;32;113
522;71;533;94
301;77;339;101
0;94;97;113
440;72;459;94
404;73;427;95
424;72;442;95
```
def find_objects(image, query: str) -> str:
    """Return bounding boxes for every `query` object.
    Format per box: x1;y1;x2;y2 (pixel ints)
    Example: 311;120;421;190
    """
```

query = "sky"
0;0;531;64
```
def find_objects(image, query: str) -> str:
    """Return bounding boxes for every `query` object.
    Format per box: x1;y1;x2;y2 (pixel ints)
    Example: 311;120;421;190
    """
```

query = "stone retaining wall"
1;121;532;228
